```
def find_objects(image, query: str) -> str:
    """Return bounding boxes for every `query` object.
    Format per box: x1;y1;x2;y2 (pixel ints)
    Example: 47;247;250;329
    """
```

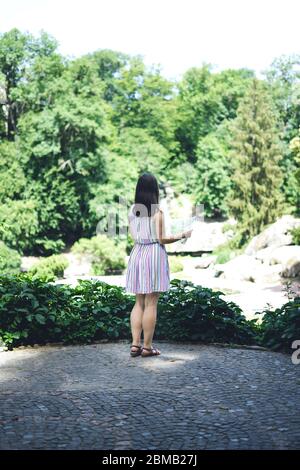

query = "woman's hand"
182;229;193;239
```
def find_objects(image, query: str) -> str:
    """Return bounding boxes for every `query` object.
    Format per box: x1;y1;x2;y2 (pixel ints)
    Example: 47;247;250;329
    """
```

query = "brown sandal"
130;344;142;357
141;346;161;357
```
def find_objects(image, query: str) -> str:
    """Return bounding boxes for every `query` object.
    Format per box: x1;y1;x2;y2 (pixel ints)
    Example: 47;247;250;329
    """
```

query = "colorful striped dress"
125;205;170;294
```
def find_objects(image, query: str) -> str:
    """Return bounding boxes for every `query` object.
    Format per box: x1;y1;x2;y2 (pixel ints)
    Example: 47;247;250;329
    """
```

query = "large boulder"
268;245;300;266
245;215;300;255
167;220;235;253
267;246;300;278
253;246;277;263
217;254;264;282
281;259;300;278
194;255;217;269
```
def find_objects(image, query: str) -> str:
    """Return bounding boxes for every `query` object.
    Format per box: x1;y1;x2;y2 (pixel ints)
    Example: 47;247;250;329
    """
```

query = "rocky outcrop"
215;255;264;282
167;220;235;253
194;255;217;269
245;215;300;255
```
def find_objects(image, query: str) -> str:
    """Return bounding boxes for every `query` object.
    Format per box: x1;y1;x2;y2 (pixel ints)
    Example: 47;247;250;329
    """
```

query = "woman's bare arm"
154;210;192;245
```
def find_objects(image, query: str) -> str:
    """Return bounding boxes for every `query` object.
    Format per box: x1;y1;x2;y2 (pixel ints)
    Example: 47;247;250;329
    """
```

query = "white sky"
1;0;300;80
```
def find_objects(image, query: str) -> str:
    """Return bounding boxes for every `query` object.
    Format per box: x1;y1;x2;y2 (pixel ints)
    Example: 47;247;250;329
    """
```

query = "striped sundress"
125;204;170;294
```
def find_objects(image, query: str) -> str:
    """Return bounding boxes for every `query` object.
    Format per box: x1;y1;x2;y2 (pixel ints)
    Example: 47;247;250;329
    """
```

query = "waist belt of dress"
135;241;159;245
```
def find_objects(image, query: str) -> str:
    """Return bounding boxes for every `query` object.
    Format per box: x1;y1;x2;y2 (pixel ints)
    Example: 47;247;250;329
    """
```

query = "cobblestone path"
0;341;299;449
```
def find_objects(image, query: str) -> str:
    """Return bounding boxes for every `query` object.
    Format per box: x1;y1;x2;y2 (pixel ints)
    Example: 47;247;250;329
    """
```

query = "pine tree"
228;78;284;244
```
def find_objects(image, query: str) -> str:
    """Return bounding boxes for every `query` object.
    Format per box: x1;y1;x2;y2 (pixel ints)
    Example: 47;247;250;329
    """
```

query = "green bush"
168;256;184;273
157;279;257;344
256;297;300;352
28;255;69;282
0;200;39;253
72;235;126;275
0;275;257;348
0;274;133;347
0;241;22;275
213;236;242;264
290;226;300;245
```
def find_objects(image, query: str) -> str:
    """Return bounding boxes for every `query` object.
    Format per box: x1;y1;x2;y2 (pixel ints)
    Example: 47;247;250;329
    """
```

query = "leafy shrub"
0;200;39;253
0;275;257;349
156;279;257;344
72;235;126;275
168;256;184;273
0;274;133;347
213;237;242;264
0;241;21;275
256;297;300;352
290;226;300;245
28;255;69;282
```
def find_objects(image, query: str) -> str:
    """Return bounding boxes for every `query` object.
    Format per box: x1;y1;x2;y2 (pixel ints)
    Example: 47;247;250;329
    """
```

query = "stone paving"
0;341;299;450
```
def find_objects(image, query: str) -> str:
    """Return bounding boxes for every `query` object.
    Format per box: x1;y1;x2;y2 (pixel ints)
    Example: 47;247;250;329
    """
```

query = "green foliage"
72;235;126;275
23;170;81;254
289;130;300;213
103;55;178;153
195;130;232;218
290;226;300;245
214;246;233;265
0;29;58;140
264;55;300;141
256;297;300;352
0;141;26;202
0;28;299;257
176;65;254;159
213;237;242;264
228;78;284;245
0;200;39;253
0;275;257;348
168;256;184;273
156;280;257;344
0;241;21;275
28;255;69;282
2;275;298;352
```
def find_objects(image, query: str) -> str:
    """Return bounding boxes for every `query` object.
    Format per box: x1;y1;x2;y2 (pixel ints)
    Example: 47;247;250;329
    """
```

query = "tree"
89;127;170;234
175;65;254;160
289;130;300;213
0;29;58;139
195;128;232;219
228;78;284;244
264;55;300;210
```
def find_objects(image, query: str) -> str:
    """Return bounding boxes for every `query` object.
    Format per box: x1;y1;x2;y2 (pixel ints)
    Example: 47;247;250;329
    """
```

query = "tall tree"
0;29;58;139
175;65;254;160
264;55;300;210
228;78;284;244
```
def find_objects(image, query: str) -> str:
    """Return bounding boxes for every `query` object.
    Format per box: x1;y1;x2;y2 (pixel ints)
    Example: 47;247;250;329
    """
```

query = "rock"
252;264;282;284
269;246;300;277
245;215;300;255
254;246;277;263
167;220;234;253
195;255;217;269
212;264;225;277
268;245;300;266
282;259;300;278
218;255;264;282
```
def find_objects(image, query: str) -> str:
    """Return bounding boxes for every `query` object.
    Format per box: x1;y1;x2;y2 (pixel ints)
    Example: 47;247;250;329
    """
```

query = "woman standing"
125;172;192;358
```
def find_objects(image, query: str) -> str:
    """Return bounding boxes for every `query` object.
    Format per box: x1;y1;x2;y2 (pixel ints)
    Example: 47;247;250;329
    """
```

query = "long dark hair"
133;172;159;217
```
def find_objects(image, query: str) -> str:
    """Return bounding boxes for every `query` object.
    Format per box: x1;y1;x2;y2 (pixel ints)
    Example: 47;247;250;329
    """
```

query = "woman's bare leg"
130;294;145;351
142;292;160;353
